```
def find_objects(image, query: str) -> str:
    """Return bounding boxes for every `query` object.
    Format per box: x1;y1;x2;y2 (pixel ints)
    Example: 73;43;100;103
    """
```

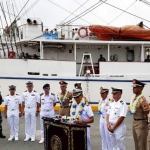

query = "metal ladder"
79;53;95;77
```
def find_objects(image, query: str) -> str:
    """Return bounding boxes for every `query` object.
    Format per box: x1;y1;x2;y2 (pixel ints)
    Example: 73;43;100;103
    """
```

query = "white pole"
40;41;43;59
108;44;110;61
74;43;76;61
141;44;144;62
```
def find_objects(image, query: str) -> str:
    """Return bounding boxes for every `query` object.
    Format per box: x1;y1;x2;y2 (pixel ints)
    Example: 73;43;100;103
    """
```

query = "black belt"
134;118;146;121
60;106;69;108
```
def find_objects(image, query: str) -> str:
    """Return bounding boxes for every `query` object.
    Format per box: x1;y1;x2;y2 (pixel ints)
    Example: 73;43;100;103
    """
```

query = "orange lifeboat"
89;22;150;40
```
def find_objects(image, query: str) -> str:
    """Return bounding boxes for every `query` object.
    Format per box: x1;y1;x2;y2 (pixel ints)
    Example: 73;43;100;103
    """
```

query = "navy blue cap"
43;83;50;90
26;81;33;86
9;85;16;90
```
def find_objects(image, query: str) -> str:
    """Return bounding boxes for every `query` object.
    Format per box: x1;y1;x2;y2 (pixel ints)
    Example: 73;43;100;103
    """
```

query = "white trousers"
7;110;19;138
100;118;112;150
40;110;55;140
25;107;36;139
109;123;126;150
87;127;91;150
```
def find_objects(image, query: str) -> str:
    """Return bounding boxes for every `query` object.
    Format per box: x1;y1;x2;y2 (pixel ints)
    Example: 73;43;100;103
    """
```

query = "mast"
0;2;14;52
6;1;19;57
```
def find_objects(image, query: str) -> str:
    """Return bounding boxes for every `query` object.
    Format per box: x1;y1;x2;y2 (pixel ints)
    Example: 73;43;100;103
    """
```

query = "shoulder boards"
16;94;18;95
84;99;89;106
51;93;55;96
24;90;27;92
109;98;114;102
34;90;37;92
120;100;124;104
6;94;9;96
40;93;44;96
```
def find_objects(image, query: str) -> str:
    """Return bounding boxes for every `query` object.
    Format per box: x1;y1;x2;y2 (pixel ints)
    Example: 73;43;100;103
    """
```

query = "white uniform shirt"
41;93;57;111
99;98;110;118
4;94;21;111
21;90;40;108
74;105;94;121
107;99;127;124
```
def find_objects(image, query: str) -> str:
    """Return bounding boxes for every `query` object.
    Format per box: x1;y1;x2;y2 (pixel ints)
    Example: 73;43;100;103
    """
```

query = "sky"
1;0;150;29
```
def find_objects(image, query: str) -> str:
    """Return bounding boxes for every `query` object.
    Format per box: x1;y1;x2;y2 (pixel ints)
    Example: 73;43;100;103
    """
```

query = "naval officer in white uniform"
39;83;57;144
106;87;127;150
21;81;40;142
70;89;94;150
98;87;112;150
4;85;22;141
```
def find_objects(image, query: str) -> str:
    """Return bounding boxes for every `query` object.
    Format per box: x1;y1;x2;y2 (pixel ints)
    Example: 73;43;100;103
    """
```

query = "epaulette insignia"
40;93;44;96
24;90;27;92
84;99;89;106
51;93;55;96
6;94;9;96
34;90;37;92
16;94;18;95
109;98;114;102
120;100;124;104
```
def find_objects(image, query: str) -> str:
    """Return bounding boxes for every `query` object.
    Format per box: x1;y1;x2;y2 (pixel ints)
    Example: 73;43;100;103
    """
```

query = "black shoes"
0;134;6;138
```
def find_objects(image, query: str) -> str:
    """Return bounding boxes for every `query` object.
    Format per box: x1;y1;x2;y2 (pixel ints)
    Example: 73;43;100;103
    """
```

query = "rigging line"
6;1;19;56
64;0;107;26
13;0;30;21
46;0;92;24
73;0;108;24
27;1;107;41
0;2;14;52
0;16;10;54
107;0;137;25
19;0;39;19
0;31;6;56
102;0;150;23
62;0;89;23
11;0;23;53
12;0;19;15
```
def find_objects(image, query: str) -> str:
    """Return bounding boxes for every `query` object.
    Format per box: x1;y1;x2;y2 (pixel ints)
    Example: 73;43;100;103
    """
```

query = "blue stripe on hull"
0;76;150;82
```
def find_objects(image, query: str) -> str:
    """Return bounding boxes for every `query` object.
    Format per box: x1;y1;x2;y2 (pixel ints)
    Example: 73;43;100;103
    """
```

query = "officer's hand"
36;112;39;117
108;126;115;133
22;112;25;116
19;112;22;117
107;123;111;129
4;114;7;119
74;120;83;124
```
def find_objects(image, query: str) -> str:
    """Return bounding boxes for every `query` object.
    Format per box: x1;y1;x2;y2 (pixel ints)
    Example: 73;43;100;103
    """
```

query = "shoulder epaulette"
6;94;9;96
40;93;44;96
34;90;37;92
120;100;124;105
24;90;27;92
109;98;114;102
84;99;89;106
16;94;19;95
51;93;55;96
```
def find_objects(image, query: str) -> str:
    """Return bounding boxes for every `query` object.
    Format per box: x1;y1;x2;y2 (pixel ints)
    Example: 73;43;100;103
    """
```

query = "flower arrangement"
70;98;85;120
130;94;143;113
58;91;68;105
98;99;109;115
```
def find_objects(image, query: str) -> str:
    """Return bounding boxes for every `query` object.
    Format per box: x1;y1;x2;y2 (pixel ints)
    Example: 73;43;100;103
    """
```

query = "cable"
73;0;108;24
102;0;150;23
62;0;89;23
108;0;137;25
46;0;92;24
19;0;39;19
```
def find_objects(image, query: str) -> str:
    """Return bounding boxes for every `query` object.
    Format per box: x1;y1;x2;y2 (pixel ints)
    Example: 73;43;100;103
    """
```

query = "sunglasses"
74;96;80;99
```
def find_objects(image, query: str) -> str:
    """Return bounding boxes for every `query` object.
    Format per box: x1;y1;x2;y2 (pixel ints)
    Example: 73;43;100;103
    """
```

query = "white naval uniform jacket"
4;94;21;113
21;90;40;109
107;99;128;125
40;93;57;112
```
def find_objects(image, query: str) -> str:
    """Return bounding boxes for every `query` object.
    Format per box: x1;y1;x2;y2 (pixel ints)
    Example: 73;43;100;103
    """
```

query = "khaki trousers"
133;120;148;150
147;123;150;150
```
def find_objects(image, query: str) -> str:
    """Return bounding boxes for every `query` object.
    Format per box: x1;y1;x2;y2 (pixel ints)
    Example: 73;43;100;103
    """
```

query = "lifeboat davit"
89;22;150;40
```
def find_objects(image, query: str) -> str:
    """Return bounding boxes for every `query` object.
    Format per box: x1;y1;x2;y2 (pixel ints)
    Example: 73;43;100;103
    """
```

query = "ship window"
43;74;48;76
28;72;40;75
51;74;57;76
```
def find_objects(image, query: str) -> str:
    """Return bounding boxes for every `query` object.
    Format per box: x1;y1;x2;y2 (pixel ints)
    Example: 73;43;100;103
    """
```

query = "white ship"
0;17;150;104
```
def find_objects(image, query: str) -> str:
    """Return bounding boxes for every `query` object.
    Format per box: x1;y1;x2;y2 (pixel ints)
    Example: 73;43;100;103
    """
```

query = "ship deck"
0;112;134;150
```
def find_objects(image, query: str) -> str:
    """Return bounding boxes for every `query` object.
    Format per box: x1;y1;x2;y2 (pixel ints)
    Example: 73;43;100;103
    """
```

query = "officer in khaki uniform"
58;81;72;116
130;79;149;150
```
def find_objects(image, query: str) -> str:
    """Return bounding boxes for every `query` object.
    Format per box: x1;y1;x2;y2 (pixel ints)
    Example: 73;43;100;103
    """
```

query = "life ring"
78;27;88;38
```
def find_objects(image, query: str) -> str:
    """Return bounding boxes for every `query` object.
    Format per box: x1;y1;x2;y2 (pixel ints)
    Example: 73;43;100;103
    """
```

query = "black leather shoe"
0;134;6;138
